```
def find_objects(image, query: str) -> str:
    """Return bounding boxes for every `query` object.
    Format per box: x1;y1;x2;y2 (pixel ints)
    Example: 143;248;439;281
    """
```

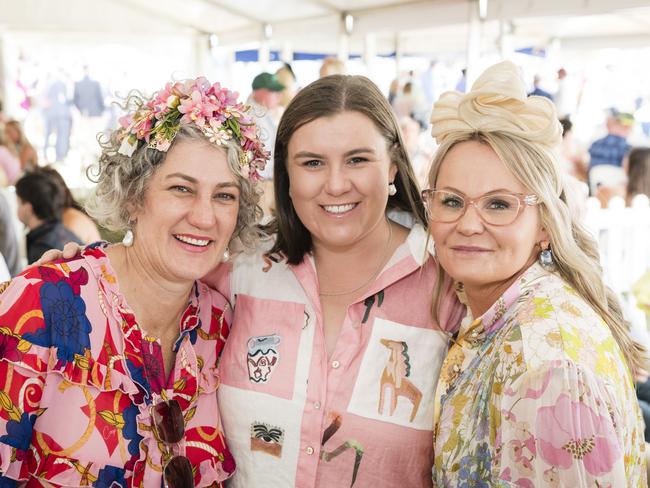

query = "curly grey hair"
86;123;263;251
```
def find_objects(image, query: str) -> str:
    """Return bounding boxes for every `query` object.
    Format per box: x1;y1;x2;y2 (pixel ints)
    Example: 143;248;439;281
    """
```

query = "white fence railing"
584;194;650;339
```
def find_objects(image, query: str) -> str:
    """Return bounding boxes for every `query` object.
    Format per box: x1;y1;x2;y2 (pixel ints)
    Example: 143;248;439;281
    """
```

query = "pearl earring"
122;229;134;247
388;182;397;196
222;247;231;262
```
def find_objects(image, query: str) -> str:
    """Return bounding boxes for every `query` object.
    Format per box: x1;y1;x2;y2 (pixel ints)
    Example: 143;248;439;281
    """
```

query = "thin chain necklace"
318;222;393;297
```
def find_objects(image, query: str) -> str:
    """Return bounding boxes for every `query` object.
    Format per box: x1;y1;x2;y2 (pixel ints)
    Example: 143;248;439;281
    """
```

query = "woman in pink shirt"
208;75;463;487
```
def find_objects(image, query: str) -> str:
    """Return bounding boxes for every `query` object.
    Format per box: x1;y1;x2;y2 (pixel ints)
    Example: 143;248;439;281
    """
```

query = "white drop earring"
222;247;231;262
122;229;134;247
388;182;397;196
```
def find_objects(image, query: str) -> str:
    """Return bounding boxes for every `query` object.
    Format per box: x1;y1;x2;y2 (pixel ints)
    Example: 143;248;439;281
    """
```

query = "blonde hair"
428;61;646;375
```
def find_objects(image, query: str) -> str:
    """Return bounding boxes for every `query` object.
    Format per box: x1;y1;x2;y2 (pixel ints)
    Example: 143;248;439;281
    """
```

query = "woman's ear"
537;227;550;247
389;162;399;182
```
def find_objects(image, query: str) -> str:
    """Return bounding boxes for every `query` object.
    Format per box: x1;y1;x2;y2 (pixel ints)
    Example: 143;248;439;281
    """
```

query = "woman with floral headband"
0;77;267;487
426;61;647;485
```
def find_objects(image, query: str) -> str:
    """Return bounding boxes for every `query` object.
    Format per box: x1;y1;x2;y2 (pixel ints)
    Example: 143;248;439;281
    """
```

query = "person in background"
0;124;21;185
73;65;105;118
249;71;285;215
589;108;634;169
427;60;646;486
0;76;267;487
558;116;588;181
5;119;38;171
626;147;650;204
392;81;417;119
388;78;400;105
0;192;22;275
38;166;102;243
276;62;297;109
319;57;347;78
15;170;83;264
455;68;467;93
399;115;434;188
528;74;553;100
42;72;73;162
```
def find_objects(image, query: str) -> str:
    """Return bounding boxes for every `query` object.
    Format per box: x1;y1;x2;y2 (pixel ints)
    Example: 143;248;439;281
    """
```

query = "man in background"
73;66;105;117
15;171;82;264
248;72;284;215
589;109;634;168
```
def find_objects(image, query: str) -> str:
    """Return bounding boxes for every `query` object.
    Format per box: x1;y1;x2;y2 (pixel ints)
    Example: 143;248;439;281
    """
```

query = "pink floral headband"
117;77;268;181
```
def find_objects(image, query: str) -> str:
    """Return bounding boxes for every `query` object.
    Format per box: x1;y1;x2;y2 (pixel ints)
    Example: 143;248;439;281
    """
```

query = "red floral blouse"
0;244;234;487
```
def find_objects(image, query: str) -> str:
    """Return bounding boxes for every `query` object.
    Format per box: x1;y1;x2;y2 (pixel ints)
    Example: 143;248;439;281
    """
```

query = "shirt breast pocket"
218;294;304;401
348;318;449;431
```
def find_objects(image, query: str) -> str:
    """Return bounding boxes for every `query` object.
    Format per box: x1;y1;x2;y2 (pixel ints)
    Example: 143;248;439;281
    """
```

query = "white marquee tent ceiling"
1;0;650;55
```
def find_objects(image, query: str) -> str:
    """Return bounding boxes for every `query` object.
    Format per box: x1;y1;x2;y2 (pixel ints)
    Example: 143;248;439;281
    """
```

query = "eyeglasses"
152;399;194;488
421;189;539;226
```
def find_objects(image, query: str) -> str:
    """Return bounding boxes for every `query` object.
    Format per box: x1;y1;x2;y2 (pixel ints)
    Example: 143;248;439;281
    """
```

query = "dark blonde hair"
269;74;425;264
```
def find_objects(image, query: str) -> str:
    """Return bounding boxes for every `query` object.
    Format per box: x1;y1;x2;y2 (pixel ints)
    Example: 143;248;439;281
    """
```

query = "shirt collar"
457;262;549;338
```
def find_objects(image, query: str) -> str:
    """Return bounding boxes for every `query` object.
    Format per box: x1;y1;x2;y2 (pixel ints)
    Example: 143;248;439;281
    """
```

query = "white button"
306;446;314;455
314;401;321;410
332;360;340;369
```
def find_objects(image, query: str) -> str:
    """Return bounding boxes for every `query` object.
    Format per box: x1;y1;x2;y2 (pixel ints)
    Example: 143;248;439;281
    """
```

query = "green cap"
251;72;285;92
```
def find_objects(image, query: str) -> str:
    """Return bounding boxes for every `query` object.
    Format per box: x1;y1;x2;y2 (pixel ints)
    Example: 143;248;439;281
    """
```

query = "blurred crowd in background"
0;49;649;350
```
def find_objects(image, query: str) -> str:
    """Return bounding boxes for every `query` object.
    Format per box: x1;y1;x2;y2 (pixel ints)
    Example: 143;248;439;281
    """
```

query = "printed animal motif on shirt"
320;413;364;487
378;338;422;422
261;251;286;272
247;334;281;383
250;421;284;457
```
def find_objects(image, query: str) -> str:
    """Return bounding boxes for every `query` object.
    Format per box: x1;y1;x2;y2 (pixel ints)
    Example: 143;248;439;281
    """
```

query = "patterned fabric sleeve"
0;273;48;484
495;359;641;487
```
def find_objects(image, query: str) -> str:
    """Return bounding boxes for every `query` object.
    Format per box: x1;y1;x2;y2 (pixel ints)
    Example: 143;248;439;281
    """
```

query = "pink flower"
535;393;620;476
132;115;154;140
118;114;134;129
178;90;219;127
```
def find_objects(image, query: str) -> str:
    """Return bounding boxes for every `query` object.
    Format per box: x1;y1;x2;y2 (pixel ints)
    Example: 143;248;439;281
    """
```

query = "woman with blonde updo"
425;61;647;486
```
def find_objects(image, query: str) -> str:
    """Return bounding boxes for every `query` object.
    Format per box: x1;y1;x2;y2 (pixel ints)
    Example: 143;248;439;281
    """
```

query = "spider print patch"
250;421;285;457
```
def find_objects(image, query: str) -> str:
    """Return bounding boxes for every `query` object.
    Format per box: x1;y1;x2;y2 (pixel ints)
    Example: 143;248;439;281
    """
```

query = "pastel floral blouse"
433;263;647;487
0;245;235;487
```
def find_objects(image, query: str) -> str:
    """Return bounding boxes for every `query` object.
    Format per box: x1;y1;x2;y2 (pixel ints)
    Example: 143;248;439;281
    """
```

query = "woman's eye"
171;185;191;193
348;157;367;164
303;159;322;168
441;196;463;208
485;198;511;210
214;192;238;202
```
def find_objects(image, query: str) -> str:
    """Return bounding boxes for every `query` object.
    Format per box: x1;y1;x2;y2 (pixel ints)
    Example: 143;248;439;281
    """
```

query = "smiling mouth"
451;246;491;252
322;203;357;214
174;234;212;247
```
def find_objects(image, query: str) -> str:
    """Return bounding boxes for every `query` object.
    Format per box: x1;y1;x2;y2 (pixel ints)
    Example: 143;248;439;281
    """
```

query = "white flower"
118;135;137;157
204;127;232;146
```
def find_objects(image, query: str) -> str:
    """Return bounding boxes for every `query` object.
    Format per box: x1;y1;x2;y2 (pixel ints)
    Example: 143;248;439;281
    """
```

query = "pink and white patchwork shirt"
207;223;464;488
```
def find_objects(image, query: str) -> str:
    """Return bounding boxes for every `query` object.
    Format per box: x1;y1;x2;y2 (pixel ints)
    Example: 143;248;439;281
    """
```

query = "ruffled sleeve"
494;359;644;486
0;272;48;483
